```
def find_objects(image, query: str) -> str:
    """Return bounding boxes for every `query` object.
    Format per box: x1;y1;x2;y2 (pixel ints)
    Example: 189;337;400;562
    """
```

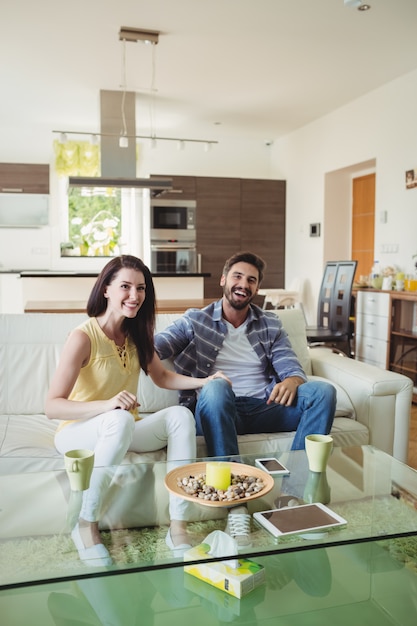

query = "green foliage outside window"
67;187;121;256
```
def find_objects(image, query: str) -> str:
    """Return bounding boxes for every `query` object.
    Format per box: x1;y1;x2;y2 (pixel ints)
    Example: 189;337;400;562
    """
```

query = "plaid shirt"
154;299;307;410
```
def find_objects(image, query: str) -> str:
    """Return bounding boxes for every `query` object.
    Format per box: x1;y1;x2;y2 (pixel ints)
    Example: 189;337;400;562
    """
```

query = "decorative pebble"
176;472;265;501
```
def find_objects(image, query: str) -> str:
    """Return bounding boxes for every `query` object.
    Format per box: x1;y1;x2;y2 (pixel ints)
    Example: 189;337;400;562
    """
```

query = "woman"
46;255;226;567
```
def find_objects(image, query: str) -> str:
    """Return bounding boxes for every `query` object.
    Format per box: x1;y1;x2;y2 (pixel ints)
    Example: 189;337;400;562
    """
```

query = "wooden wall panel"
196;176;241;298
151;174;286;300
241;179;286;290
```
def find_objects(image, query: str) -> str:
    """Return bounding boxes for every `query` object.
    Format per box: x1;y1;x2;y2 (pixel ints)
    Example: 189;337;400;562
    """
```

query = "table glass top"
2;540;417;626
1;445;417;590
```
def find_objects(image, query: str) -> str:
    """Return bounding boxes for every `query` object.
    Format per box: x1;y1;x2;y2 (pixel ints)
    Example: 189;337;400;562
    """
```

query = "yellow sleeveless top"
58;317;141;430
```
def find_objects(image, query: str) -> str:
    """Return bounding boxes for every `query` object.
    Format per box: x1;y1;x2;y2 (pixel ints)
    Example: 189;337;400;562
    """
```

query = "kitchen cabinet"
152;175;196;200
0;163;49;194
240;178;286;290
152;174;286;299
195;176;241;298
0;163;50;227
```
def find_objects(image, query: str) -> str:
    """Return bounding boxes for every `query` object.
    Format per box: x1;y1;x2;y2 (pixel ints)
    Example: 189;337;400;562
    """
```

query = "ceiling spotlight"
358;3;371;10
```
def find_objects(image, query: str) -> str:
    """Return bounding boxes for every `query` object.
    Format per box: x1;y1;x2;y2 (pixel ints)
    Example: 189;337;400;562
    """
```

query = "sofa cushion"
308;375;356;419
0;313;87;415
275;308;312;376
0;414;59;456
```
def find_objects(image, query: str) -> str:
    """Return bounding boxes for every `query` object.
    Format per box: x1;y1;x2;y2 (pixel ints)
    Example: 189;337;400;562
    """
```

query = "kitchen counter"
25;298;214;314
1;270;211;314
19;271;210;278
0;269;26;274
17;272;210;311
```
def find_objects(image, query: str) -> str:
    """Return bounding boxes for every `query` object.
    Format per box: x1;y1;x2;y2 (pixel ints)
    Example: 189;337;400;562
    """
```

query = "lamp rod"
52;130;218;145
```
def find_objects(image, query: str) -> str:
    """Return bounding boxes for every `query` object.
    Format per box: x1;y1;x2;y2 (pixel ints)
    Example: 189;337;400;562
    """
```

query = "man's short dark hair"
222;251;266;284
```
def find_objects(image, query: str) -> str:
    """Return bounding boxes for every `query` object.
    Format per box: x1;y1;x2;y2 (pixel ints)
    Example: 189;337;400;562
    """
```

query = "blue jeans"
195;379;336;457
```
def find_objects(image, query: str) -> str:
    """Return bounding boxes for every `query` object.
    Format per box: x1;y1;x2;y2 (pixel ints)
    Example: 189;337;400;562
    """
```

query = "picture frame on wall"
406;169;417;189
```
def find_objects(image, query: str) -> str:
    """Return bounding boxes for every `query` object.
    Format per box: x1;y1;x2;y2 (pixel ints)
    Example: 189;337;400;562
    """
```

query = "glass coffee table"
1;445;417;624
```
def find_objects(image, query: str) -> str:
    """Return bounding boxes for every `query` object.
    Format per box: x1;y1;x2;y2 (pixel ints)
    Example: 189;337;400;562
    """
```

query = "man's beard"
223;285;255;310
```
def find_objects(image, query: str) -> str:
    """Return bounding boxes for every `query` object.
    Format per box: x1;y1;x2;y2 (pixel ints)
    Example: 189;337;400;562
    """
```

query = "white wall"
271;68;417;323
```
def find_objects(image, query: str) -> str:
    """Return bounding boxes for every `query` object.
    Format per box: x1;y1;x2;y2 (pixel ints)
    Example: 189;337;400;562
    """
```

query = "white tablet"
255;457;290;475
253;503;347;538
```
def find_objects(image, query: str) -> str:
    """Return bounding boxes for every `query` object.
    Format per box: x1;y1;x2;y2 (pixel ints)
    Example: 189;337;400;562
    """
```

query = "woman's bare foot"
168;520;191;547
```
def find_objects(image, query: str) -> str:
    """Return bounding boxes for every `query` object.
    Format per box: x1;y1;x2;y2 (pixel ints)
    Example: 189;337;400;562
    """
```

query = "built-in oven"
150;241;197;274
150;197;198;273
150;198;196;243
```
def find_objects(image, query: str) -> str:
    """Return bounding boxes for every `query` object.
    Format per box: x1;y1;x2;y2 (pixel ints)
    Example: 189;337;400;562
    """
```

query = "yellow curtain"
54;140;100;176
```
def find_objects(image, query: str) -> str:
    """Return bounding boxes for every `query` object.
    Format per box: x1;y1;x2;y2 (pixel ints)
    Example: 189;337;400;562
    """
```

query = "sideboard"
355;288;417;402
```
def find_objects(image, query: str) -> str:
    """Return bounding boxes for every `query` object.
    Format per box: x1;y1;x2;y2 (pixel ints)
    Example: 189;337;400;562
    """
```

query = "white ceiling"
2;0;417;145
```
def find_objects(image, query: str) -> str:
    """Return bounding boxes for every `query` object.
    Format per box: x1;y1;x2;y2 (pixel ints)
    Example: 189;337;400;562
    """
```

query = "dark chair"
306;260;358;357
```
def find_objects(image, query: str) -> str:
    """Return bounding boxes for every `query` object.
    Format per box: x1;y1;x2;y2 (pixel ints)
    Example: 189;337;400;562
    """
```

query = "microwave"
151;199;196;242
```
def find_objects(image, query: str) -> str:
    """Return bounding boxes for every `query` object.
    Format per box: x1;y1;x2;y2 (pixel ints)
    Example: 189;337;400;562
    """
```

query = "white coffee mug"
305;435;333;473
64;449;94;491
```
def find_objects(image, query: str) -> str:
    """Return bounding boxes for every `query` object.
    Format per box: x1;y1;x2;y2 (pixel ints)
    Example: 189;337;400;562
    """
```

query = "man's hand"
266;376;304;407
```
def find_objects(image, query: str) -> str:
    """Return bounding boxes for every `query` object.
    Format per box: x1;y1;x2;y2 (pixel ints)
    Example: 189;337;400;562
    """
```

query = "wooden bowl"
164;461;275;507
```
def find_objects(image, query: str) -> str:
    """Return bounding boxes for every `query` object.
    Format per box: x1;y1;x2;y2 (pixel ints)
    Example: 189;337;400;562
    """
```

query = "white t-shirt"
215;319;268;398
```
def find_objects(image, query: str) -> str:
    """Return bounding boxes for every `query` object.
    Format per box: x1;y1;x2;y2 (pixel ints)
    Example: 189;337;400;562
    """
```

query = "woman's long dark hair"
87;255;156;374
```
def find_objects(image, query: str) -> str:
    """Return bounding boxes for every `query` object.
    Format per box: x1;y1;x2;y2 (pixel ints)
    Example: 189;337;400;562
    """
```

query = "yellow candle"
205;462;231;490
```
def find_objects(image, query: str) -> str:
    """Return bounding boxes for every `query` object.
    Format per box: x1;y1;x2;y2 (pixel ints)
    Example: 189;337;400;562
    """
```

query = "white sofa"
0;309;413;538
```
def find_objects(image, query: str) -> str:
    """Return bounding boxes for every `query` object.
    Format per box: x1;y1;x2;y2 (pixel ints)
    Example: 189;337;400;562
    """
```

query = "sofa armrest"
309;348;413;463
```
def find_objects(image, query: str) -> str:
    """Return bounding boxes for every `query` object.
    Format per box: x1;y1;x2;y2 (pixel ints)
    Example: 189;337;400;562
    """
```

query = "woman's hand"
110;390;139;412
206;371;232;386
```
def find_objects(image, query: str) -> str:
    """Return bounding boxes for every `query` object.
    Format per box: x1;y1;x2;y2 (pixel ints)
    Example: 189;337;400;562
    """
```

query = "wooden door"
351;174;375;281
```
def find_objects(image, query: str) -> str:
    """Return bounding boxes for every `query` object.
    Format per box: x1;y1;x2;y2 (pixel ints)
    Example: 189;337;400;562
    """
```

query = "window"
59;180;148;262
66;186;121;256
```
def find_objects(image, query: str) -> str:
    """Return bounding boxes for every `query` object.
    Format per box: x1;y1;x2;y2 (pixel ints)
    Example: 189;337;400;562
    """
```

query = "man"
155;251;336;546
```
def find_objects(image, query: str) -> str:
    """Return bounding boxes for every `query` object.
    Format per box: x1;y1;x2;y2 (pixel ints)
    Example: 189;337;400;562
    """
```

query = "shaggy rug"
2;497;417;589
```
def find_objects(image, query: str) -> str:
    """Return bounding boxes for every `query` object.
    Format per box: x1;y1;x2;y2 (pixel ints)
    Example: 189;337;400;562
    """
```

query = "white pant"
55;406;196;523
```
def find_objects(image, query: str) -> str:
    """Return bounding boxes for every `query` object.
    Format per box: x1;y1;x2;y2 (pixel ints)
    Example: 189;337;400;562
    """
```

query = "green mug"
64;449;94;491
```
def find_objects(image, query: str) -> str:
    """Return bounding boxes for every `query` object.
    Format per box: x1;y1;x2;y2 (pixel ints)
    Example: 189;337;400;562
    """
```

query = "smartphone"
253;503;347;538
255;457;290;475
